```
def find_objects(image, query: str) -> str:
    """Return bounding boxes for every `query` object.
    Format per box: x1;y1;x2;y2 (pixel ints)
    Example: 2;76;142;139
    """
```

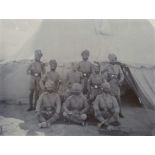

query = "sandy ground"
0;102;155;136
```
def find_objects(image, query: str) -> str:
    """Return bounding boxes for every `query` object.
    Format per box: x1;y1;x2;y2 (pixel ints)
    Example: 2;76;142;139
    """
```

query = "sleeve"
87;75;92;92
41;62;46;75
39;74;47;90
65;72;70;85
36;94;44;112
57;73;60;82
79;72;83;83
88;75;92;83
80;96;89;114
90;62;93;74
77;62;80;72
93;96;100;112
119;66;124;83
101;65;110;81
111;96;120;113
56;73;61;89
27;64;32;75
55;95;61;114
63;97;71;114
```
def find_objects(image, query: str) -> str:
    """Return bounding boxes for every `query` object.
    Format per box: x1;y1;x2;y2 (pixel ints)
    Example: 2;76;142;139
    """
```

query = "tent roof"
0;19;155;65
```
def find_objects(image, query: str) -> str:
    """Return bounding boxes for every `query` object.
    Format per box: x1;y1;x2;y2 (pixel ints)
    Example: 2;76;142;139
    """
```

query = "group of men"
27;49;124;129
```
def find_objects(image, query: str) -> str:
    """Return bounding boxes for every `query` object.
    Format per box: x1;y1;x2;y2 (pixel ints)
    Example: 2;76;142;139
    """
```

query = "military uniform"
36;90;61;126
88;72;105;102
66;70;82;88
63;83;89;125
93;83;120;127
103;54;124;117
27;50;45;111
63;70;82;100
77;50;92;95
40;71;60;91
40;60;60;92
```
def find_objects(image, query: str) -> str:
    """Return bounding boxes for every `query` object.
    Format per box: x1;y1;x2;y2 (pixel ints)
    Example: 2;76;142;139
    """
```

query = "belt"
31;72;41;77
110;74;118;79
92;84;100;89
82;72;89;78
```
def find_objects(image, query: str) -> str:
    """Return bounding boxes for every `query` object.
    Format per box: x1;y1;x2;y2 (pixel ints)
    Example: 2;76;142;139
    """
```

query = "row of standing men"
27;49;124;128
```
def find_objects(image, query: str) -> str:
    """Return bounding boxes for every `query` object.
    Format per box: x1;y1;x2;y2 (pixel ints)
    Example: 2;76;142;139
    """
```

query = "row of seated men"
26;49;124;129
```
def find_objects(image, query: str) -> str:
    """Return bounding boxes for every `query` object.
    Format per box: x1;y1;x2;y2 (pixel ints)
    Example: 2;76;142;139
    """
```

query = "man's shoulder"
97;94;106;101
78;60;83;64
30;61;36;65
79;60;91;64
106;63;112;68
52;93;60;98
76;71;82;75
86;61;92;66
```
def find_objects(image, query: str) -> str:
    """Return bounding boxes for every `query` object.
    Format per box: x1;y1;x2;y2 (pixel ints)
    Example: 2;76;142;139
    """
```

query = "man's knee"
37;113;46;123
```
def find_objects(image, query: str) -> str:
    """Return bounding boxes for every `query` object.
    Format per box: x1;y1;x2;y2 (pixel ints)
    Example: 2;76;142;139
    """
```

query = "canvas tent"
122;64;155;109
0;19;154;109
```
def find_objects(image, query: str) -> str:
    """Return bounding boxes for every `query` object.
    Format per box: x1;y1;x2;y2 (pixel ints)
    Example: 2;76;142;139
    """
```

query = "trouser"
29;89;40;109
37;111;59;124
89;87;102;103
29;78;41;109
109;79;123;115
63;112;87;125
115;95;123;115
95;111;119;124
81;77;89;95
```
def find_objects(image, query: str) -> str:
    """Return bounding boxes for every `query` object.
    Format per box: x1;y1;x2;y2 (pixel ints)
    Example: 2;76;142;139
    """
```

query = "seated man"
36;80;61;128
63;83;89;126
93;82;120;129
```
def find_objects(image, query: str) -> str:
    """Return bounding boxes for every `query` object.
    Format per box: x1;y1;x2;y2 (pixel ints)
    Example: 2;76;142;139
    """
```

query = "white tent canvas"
0;19;155;108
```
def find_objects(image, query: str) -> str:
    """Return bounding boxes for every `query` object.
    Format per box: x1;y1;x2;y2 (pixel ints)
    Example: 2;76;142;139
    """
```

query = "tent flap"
123;65;155;109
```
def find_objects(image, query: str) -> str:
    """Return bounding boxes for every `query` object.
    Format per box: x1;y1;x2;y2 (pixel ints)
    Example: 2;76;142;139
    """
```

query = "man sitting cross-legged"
36;80;61;128
93;82;120;129
63;83;89;126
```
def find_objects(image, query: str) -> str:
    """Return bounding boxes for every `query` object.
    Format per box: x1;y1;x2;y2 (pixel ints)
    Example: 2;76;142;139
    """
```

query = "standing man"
27;49;45;111
64;63;82;100
77;49;93;95
66;63;82;88
103;53;124;118
36;80;61;128
88;63;105;103
40;59;60;93
93;82;120;129
63;83;89;126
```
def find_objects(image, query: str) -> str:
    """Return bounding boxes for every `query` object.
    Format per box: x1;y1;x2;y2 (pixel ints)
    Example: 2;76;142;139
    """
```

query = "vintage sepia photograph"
0;19;155;136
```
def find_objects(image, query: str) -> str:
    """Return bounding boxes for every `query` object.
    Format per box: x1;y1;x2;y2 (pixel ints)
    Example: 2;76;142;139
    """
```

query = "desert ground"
0;93;155;136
